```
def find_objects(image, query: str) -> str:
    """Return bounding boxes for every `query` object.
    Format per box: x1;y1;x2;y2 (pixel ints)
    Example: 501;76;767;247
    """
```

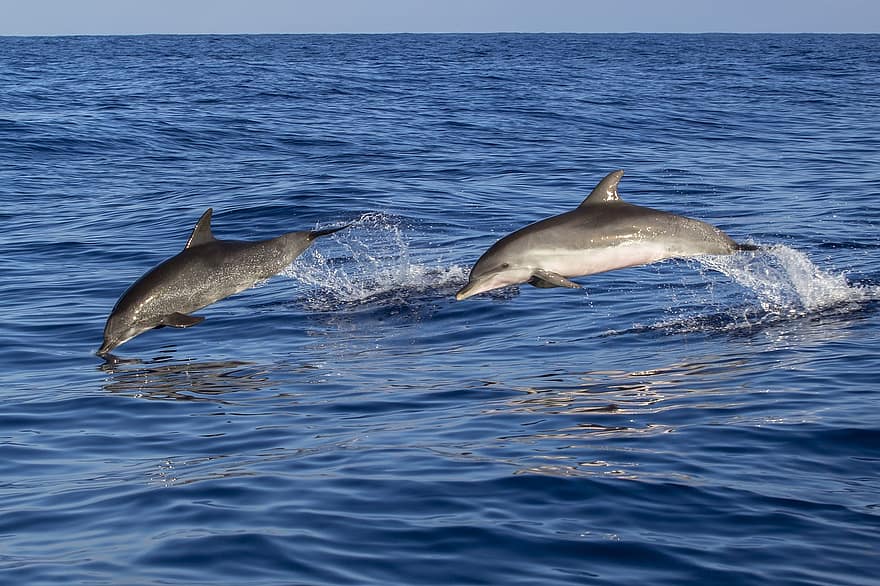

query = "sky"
1;0;877;35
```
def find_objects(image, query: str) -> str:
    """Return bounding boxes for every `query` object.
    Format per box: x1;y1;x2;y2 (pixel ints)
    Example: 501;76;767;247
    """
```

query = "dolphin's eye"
500;263;510;269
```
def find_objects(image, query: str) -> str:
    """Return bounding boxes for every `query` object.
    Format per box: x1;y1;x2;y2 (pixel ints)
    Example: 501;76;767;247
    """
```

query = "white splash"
283;212;468;311
698;244;873;316
605;244;876;340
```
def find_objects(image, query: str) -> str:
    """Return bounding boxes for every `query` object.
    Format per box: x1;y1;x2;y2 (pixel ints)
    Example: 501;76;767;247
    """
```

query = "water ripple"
1;33;879;586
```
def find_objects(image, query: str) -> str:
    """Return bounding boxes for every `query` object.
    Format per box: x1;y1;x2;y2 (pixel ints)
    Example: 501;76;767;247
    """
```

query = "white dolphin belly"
536;241;686;277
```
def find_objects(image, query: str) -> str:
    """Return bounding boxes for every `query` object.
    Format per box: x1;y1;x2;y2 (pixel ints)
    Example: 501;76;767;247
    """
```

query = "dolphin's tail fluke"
308;224;350;241
735;242;762;252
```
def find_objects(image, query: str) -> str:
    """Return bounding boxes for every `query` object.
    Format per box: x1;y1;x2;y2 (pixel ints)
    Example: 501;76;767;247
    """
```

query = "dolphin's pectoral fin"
160;312;206;328
529;275;560;288
529;269;582;289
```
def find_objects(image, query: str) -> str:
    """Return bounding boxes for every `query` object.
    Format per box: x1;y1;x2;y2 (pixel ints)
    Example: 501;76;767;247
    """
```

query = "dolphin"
456;170;757;300
97;208;346;356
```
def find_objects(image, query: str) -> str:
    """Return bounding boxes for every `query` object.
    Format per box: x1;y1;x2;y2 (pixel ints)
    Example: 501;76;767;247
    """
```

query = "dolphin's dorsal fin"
579;170;625;206
185;208;215;249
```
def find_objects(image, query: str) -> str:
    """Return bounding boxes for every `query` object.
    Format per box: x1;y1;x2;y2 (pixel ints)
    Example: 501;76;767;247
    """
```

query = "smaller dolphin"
456;170;757;300
98;209;345;356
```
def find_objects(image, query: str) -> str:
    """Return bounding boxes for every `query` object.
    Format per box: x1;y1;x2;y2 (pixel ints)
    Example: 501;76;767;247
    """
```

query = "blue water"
2;34;879;585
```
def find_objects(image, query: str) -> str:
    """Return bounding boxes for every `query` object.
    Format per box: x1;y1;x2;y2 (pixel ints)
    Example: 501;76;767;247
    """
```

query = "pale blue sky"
1;0;877;35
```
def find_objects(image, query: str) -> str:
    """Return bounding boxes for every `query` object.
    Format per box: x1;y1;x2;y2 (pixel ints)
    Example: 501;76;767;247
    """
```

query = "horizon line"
2;30;877;38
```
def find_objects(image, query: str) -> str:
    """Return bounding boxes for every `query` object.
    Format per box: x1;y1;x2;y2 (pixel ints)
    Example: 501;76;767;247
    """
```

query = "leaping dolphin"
456;170;757;301
97;208;346;356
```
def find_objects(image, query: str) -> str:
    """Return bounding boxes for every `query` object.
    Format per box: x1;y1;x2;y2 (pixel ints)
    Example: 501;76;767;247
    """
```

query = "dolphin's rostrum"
98;208;346;356
456;170;757;300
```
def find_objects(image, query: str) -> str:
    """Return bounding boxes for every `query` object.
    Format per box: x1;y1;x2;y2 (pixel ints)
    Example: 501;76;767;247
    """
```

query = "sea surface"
1;33;879;585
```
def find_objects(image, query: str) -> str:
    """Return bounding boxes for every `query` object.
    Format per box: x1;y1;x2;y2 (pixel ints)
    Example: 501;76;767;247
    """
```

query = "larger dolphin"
98;208;345;356
456;170;756;300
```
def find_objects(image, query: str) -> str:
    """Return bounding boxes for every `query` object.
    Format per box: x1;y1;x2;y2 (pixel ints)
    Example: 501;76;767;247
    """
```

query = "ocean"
1;33;878;585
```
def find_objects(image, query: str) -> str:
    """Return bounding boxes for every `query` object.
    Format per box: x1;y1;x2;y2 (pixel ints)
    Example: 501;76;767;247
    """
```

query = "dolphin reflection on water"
456;170;758;300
